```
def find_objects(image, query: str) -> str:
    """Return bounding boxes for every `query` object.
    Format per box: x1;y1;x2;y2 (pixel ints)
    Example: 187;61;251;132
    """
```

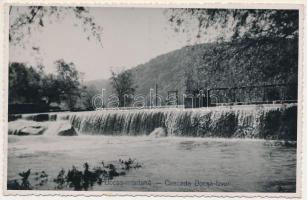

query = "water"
7;104;297;192
15;104;297;140
7;134;296;192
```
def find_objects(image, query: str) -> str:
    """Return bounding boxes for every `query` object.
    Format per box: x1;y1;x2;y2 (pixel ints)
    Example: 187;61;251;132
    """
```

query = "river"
8;134;296;192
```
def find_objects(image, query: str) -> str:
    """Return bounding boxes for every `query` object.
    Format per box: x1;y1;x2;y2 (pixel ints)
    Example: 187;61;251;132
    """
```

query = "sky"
9;7;206;81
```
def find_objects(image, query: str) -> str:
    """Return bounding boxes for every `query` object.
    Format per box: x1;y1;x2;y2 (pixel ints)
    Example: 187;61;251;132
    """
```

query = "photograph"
5;4;301;194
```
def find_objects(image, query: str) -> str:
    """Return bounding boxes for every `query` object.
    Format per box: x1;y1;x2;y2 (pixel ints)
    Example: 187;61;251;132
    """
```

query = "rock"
8;114;22;122
8;120;47;136
32;114;50;122
49;114;57;121
57;124;77;136
19;126;46;136
8;120;78;136
149;127;167;137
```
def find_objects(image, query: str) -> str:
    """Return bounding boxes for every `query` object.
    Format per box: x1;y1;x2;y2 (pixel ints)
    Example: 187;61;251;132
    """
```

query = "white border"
0;0;305;198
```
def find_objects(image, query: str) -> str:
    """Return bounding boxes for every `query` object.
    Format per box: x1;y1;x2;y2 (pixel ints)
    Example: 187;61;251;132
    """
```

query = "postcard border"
0;0;305;198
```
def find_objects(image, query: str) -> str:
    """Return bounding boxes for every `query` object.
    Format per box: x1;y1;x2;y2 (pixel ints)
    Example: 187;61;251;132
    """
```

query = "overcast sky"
10;7;205;81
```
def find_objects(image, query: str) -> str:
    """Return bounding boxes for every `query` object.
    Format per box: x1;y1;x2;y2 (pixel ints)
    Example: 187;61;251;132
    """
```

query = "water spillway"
12;104;297;140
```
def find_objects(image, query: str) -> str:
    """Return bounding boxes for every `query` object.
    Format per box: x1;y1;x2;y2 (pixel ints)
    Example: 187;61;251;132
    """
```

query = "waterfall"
14;104;297;140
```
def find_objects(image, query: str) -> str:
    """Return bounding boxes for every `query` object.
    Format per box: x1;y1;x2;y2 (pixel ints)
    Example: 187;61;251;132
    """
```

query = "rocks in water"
271;140;297;147
57;123;77;136
19;126;46;136
32;114;50;122
8;114;22;122
24;114;49;122
8;120;77;136
149;127;167;137
9;125;46;136
49;114;57;121
9;120;46;136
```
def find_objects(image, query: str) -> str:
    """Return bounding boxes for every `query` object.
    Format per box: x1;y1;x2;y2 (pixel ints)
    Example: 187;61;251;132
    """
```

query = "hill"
87;38;298;105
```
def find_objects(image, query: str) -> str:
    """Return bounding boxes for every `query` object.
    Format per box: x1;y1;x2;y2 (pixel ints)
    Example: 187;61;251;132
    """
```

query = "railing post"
206;89;211;107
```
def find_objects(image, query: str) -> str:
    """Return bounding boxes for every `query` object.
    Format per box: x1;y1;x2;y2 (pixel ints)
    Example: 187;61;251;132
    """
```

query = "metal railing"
95;83;297;110
207;83;297;106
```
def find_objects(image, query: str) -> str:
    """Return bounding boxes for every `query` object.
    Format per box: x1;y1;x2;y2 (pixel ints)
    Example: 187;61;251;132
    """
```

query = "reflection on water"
8;135;296;192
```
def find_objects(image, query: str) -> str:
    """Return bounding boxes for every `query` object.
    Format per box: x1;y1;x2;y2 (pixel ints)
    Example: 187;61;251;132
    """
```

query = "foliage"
9;63;43;103
166;9;298;42
194;38;298;89
9;60;84;111
166;9;298;95
110;70;136;107
54;59;82;110
41;74;62;105
9;6;102;46
81;85;100;110
7;159;142;190
126;38;297;105
88;38;297;106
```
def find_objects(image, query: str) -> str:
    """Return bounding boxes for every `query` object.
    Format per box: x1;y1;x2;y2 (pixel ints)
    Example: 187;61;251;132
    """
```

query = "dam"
11;103;297;140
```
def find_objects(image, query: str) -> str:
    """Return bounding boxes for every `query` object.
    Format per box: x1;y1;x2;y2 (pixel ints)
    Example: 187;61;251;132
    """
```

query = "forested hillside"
90;38;298;105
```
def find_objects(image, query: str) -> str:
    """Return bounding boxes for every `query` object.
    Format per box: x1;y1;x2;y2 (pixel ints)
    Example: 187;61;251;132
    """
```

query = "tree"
184;68;198;93
9;61;86;111
166;9;299;91
9;6;103;109
9;62;43;103
110;70;136;107
9;6;103;46
40;74;62;105
54;59;82;110
82;85;100;110
166;9;298;42
166;9;299;70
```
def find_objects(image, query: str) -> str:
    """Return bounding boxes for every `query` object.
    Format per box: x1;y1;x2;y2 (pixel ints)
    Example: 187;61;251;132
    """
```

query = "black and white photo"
3;3;303;196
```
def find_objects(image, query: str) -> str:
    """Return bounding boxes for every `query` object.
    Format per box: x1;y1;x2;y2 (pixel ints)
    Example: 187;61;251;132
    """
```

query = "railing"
95;83;298;110
183;83;297;108
207;83;297;106
96;105;185;111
